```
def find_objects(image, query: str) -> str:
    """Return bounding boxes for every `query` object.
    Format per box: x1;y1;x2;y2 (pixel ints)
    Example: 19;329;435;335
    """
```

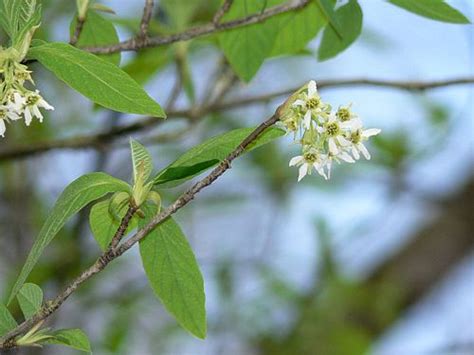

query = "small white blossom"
322;113;352;155
336;104;359;125
9;91;26;113
289;148;328;181
0;105;21;137
22;90;54;126
0;104;20;121
346;120;381;160
292;80;328;129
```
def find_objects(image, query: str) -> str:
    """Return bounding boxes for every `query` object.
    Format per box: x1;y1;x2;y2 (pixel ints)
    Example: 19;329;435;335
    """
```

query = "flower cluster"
281;80;381;181
0;58;53;137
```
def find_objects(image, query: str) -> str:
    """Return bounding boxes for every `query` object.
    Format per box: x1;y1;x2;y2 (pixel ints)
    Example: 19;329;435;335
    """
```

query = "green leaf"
0;303;17;336
139;205;206;339
318;0;363;61
388;0;470;24
0;0;18;38
8;172;130;304
90;3;116;15
70;10;121;65
27;42;166;118
0;0;41;45
270;1;326;57
130;139;153;184
315;0;341;36
89;199;137;251
218;0;283;81
17;283;43;319
154;126;285;187
13;0;41;49
42;329;92;353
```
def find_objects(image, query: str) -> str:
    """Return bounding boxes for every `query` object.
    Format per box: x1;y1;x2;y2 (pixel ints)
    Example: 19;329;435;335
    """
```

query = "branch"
69;9;88;46
217;77;474;109
213;0;234;25
85;0;310;54
108;205;137;250
139;0;154;38
0;77;472;163
0;103;284;350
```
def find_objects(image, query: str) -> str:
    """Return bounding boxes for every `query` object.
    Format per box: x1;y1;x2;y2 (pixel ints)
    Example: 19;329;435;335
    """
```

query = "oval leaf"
89;199;137;251
139;205;206;339
153;126;285;187
8;172;130;304
388;0;470;24
130;139;153;184
271;1;326;57
0;303;17;336
27;42;166;117
318;0;363;61
42;328;92;353
17;283;43;319
218;0;283;82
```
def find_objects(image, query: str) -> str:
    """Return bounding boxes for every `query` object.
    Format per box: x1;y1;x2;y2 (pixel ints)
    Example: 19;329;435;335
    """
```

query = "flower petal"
328;138;338;155
339;151;355;163
337;135;351;146
39;99;54;111
358;143;371;159
326;160;332;179
24;108;32;126
363;128;381;138
292;99;305;107
298;163;309;182
304;110;312;129
308;80;317;96
33;106;43;121
315;163;328;180
289;155;303;166
0;120;5;137
352;146;360;160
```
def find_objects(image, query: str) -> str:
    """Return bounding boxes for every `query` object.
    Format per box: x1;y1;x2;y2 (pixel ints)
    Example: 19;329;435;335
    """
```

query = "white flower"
0;105;21;137
322;113;352;155
336;104;359;125
347;123;381;160
0;105;20;121
23;90;54;126
292;80;328;129
4;91;26;116
289;148;328;181
13;63;34;85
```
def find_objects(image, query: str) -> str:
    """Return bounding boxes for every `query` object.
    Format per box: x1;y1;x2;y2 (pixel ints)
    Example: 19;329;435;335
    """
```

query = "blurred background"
0;0;473;354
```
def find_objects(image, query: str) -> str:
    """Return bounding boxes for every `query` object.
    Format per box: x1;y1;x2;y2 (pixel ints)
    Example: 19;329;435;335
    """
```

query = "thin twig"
108;206;137;250
0;77;472;162
70;17;86;46
85;0;310;54
0;103;284;350
139;0;154;39
213;0;234;25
